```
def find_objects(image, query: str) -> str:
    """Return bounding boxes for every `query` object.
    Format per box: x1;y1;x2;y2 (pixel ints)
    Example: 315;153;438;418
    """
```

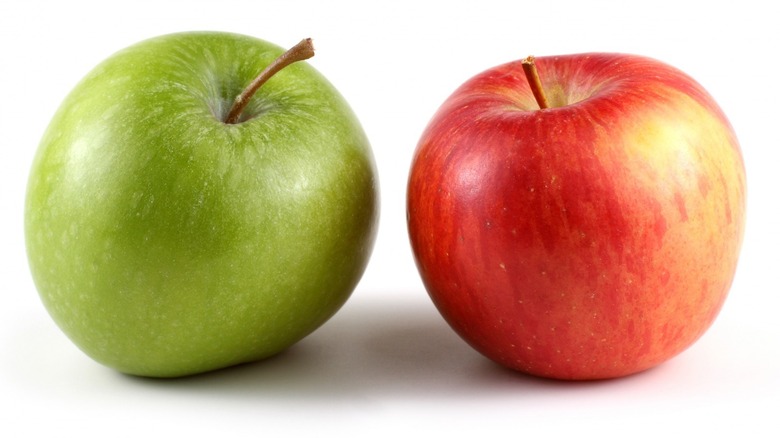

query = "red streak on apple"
407;53;746;380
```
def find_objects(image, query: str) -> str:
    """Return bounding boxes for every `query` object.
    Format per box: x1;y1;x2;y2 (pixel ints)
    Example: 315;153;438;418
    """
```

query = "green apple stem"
521;56;550;110
225;38;315;124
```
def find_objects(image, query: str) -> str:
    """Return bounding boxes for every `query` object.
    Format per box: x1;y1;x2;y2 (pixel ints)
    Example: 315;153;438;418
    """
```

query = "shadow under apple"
121;291;569;403
117;289;678;410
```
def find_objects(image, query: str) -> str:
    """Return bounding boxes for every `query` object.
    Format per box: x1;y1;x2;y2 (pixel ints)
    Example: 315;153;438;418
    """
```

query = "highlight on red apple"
407;53;745;380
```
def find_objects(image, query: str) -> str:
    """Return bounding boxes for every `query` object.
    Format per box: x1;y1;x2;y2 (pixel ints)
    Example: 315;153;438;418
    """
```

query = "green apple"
25;32;378;378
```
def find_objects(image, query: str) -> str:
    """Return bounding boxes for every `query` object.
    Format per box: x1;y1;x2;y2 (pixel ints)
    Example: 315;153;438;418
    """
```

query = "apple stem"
521;56;550;110
224;38;315;124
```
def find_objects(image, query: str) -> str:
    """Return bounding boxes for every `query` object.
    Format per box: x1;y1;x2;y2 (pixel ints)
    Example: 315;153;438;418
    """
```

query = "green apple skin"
25;32;378;378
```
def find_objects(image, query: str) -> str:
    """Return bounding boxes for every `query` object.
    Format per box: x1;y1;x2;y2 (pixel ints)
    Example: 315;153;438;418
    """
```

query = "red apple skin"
407;53;746;380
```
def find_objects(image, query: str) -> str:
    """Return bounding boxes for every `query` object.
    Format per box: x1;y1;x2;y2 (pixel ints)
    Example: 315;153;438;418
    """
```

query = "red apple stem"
225;38;315;124
521;56;550;110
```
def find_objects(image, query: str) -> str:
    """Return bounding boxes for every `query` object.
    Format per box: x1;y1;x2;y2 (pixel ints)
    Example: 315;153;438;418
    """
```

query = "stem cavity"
225;38;315;124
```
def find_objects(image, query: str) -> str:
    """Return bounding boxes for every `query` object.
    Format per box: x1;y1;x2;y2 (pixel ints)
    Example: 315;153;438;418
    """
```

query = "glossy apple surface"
25;32;378;377
407;53;745;380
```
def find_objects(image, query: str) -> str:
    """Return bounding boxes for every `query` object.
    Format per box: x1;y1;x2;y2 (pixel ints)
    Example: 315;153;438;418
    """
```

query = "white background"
2;0;778;436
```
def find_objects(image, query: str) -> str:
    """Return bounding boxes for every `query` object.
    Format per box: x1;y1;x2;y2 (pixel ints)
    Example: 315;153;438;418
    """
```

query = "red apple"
407;53;746;380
